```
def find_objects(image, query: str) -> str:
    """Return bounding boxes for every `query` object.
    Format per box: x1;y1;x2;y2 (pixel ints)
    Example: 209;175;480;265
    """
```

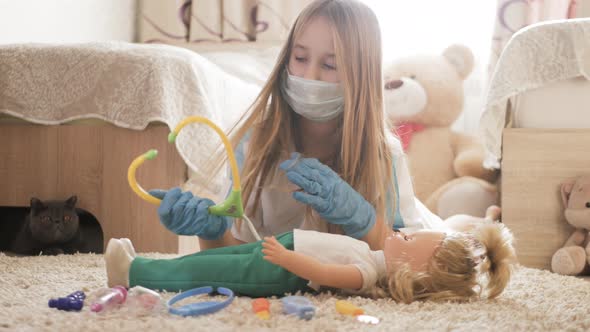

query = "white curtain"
138;0;311;44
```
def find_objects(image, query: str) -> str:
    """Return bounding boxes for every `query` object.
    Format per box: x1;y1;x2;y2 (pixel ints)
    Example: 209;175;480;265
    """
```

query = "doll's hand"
261;236;288;267
279;153;376;239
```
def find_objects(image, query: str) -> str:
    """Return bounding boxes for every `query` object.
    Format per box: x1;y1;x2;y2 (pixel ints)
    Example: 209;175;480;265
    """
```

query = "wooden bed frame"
0;123;194;254
501;128;590;270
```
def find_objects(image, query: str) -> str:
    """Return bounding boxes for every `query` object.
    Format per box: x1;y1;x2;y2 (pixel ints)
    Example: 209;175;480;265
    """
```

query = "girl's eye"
295;57;307;63
323;63;336;70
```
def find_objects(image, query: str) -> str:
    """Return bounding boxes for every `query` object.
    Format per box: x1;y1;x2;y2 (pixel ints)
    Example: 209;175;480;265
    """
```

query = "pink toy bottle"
90;286;127;312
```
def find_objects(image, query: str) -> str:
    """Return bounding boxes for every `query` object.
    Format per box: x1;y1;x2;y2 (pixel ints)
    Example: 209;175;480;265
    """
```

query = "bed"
479;18;590;270
0;42;280;253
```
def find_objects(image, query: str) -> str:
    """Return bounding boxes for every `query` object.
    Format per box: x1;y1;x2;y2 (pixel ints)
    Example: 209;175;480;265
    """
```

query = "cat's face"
29;196;79;244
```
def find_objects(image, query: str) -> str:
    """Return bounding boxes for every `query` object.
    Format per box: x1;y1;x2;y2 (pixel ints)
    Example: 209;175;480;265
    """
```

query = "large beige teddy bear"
551;176;590;276
383;44;498;218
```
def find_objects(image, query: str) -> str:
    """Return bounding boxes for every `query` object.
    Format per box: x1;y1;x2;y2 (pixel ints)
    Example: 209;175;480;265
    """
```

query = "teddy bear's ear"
560;179;577;207
442;44;474;80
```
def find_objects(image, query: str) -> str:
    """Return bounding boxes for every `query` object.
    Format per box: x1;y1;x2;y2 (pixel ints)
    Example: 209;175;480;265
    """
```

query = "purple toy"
48;290;86;311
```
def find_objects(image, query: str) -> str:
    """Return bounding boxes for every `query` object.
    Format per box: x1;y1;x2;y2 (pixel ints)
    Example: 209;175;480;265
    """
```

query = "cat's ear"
65;195;78;208
30;197;45;211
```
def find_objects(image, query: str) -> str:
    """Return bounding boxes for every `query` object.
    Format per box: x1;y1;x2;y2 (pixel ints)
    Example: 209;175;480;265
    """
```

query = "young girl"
105;211;516;303
149;0;444;251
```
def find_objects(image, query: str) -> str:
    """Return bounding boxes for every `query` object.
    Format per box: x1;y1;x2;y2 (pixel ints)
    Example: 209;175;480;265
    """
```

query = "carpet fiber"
1;252;589;332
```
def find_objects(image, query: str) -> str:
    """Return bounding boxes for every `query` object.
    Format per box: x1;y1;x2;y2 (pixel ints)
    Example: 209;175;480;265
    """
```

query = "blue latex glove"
279;153;376;239
148;187;232;240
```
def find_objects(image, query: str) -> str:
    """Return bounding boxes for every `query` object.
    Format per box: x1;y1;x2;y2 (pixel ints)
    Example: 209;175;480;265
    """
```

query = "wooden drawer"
501;128;590;270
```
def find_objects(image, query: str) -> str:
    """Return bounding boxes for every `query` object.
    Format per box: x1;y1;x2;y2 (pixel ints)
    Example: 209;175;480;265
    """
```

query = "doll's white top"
293;229;386;295
230;133;445;243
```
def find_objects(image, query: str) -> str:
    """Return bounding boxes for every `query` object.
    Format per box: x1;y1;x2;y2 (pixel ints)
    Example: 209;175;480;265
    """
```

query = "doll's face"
288;16;340;83
384;230;446;272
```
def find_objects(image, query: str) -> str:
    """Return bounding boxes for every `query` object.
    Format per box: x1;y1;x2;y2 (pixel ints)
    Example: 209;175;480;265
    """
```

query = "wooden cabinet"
502;128;590;270
0;123;187;253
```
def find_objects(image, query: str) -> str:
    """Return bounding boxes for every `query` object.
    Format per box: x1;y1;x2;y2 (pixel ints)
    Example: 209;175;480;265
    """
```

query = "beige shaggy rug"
1;252;589;332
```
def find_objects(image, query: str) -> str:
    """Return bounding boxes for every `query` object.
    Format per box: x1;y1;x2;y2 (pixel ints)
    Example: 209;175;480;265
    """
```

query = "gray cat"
3;196;102;255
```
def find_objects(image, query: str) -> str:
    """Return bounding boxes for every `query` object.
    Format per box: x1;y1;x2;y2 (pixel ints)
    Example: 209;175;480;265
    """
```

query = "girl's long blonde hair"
378;223;517;303
208;0;395;230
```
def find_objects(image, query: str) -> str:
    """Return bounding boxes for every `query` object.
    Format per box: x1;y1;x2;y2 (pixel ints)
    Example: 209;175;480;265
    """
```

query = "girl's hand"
148;188;231;240
278;153;376;239
261;236;288;267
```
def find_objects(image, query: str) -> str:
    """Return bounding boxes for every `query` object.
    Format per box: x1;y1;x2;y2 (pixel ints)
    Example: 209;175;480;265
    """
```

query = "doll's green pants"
129;232;311;297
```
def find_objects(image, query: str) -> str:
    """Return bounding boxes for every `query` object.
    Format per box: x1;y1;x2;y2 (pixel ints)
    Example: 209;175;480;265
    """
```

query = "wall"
0;0;136;44
577;0;590;17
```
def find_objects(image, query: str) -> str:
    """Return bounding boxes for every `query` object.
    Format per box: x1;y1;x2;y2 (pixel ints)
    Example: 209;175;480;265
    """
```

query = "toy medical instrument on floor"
128;116;261;241
167;286;235;317
281;295;315;320
90;286;127;312
335;300;380;325
126;286;164;311
48;290;85;311
252;298;271;320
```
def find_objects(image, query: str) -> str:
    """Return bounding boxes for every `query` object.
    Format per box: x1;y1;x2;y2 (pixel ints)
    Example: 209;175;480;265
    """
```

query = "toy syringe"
127;116;261;241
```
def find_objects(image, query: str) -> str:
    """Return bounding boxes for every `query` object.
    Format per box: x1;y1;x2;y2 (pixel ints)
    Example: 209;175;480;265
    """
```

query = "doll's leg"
105;238;136;288
129;232;309;297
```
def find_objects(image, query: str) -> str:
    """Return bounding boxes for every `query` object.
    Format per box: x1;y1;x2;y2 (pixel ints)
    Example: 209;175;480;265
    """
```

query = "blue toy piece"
167;286;234;317
281;295;315;320
48;290;86;311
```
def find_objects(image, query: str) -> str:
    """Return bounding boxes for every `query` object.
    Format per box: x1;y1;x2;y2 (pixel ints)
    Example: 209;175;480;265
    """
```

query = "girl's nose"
303;65;321;81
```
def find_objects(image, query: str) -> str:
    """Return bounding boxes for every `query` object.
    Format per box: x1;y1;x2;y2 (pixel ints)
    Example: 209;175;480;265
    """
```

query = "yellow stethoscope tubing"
127;116;260;240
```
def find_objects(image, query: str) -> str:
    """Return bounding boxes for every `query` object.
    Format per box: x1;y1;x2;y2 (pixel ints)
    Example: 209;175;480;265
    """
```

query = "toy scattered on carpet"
551;175;590;276
281;295;316;320
252;298;271;320
90;286;127;312
167;286;235;317
49;286;164;313
48;290;86;311
383;44;498;219
336;300;380;325
335;300;364;315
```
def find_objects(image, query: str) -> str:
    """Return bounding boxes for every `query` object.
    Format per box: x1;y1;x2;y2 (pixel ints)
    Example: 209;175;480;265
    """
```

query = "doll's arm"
261;237;363;290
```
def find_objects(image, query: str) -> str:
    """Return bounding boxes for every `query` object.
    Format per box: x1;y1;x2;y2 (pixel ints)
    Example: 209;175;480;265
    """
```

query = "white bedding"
512;76;590;128
0;42;279;191
479;18;590;169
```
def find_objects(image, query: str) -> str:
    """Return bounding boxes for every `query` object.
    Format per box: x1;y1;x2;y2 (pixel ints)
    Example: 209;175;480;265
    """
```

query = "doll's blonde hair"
208;0;396;231
377;223;517;303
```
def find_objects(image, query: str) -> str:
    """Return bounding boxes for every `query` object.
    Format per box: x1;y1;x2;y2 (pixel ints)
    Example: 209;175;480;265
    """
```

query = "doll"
105;209;516;303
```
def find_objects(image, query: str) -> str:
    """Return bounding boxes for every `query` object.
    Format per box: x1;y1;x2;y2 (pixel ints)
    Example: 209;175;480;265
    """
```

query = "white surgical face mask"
280;70;344;122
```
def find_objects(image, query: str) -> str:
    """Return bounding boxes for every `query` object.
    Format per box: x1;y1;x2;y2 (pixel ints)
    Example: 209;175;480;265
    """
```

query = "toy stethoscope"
127;116;261;241
167;286;234;316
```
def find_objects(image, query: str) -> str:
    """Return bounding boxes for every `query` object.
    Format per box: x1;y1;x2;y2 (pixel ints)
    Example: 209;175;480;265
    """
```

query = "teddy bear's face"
383;45;474;127
562;177;590;229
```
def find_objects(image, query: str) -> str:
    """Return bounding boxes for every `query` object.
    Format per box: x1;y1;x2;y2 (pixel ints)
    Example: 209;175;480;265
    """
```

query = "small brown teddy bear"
383;44;498;219
551;176;590;276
